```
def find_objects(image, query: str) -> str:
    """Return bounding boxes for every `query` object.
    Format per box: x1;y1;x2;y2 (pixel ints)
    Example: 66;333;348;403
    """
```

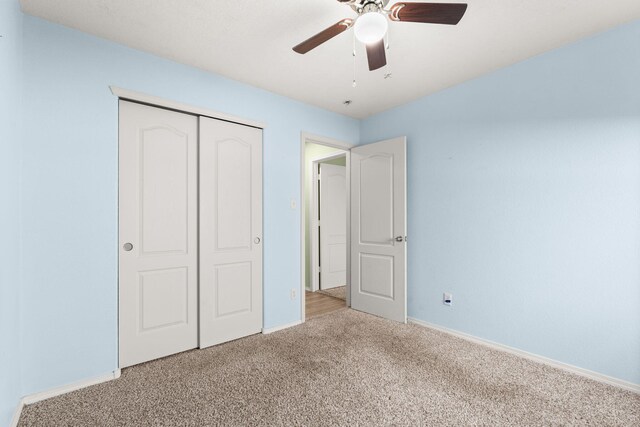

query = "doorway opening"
300;133;407;324
300;134;353;321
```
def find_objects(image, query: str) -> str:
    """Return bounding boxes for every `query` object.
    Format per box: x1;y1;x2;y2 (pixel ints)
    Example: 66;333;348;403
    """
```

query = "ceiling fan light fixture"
354;11;388;44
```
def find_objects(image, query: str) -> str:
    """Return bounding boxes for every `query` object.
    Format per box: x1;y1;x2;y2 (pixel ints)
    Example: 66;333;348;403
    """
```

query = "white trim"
300;133;354;322
9;400;24;427
110;86;266;129
311;162;320;293
22;369;122;406
344;150;351;310
302;132;355;150
262;320;303;334
408;318;640;394
311;152;348;164
10;369;121;427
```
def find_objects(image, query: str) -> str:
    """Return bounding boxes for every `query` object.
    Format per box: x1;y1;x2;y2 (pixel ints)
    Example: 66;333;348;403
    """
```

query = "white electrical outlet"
443;292;452;306
291;288;297;300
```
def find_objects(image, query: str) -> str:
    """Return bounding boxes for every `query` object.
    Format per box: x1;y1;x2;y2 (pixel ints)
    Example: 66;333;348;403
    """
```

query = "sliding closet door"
199;117;263;348
119;101;198;368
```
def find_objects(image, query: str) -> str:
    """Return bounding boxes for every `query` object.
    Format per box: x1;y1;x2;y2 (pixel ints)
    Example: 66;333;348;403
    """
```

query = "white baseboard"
408;317;639;394
22;369;121;405
10;399;24;427
10;369;121;426
262;320;303;335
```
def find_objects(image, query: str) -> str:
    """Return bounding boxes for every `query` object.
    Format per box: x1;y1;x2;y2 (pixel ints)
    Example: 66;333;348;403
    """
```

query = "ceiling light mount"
345;0;391;14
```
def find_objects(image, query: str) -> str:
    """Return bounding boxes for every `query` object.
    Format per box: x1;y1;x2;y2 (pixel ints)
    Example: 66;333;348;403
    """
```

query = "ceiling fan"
293;1;468;71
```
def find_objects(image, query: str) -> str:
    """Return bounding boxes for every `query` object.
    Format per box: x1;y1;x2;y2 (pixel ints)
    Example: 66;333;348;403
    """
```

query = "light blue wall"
361;20;640;385
9;5;639;413
20;16;359;396
0;1;23;425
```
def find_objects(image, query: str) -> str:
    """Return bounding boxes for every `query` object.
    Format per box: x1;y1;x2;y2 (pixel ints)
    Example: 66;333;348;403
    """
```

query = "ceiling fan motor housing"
346;0;390;14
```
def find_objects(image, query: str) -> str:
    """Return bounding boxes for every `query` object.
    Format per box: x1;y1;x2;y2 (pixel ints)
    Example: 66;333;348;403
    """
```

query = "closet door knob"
254;237;261;244
123;242;134;251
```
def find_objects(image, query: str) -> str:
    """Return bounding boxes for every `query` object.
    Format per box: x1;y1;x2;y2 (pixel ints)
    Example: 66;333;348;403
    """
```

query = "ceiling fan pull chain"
352;31;357;87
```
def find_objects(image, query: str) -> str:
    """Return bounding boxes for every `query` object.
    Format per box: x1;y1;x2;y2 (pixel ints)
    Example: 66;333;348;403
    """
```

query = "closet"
118;100;262;368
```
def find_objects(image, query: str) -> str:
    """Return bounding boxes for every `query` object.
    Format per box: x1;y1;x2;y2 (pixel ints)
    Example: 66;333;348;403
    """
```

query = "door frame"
300;133;354;322
310;152;348;292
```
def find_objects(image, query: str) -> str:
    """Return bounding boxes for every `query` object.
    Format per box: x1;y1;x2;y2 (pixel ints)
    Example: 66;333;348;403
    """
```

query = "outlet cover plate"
443;292;452;306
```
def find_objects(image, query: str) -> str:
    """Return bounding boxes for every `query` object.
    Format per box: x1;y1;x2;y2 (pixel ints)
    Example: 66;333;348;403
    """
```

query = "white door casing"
319;163;347;290
199;117;263;348
350;137;407;323
119;101;199;368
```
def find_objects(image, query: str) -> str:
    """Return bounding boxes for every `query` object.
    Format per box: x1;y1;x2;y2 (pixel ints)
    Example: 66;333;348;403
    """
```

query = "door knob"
123;242;133;251
254;237;261;244
395;236;404;242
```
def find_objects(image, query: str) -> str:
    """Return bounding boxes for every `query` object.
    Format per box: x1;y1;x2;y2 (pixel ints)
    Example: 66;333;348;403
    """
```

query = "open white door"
199;117;263;348
319;163;347;290
350;137;406;323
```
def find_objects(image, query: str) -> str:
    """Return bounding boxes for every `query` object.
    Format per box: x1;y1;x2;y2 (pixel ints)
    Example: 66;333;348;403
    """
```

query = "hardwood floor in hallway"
305;290;346;320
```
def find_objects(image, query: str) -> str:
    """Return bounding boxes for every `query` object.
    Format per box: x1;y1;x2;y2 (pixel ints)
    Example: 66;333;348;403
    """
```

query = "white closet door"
350;137;407;323
319;163;347;289
119;101;198;368
199;117;263;348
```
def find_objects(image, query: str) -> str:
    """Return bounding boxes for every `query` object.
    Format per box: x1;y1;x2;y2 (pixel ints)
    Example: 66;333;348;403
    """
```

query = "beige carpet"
19;310;639;426
318;285;346;301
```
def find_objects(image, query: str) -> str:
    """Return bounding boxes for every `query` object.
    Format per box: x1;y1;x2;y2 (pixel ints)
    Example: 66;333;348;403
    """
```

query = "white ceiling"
20;0;640;119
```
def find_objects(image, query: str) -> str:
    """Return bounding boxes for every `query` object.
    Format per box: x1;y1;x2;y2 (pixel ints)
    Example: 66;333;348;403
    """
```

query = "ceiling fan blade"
293;19;354;54
366;39;387;71
389;2;468;25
